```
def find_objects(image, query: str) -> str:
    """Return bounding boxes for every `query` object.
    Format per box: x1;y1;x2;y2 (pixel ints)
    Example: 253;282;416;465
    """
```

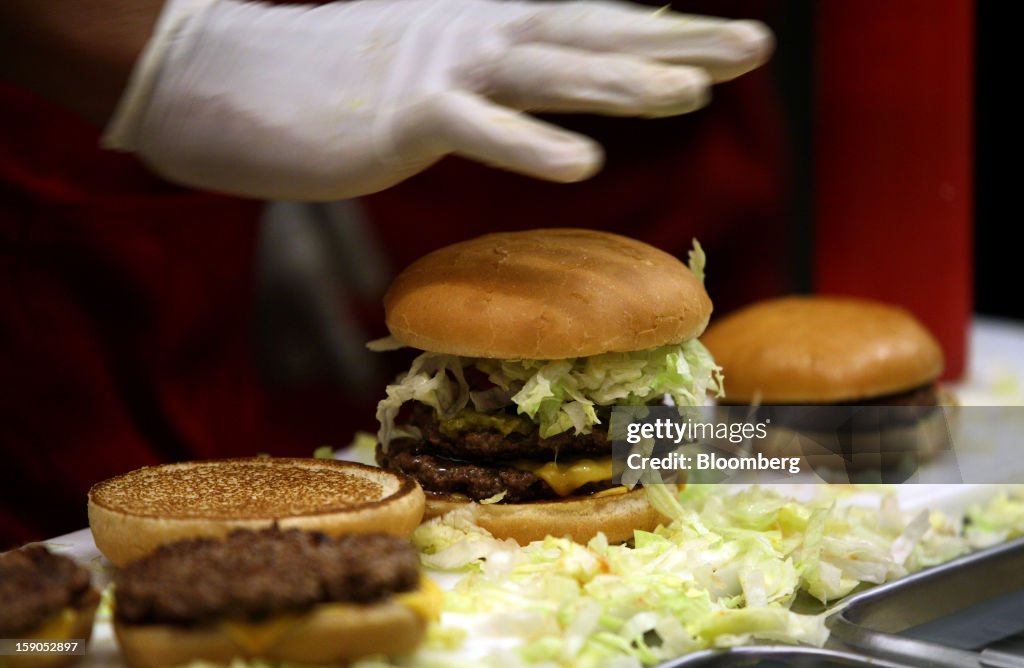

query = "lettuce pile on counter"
348;485;1024;668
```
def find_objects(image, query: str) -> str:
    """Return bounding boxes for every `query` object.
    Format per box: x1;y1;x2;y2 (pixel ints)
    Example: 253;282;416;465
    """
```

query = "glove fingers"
483;43;709;117
512;3;773;82
415;92;604;183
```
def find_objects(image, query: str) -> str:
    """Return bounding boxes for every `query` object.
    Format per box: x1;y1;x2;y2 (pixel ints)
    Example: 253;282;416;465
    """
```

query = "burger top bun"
384;228;712;359
89;458;425;566
702;296;944;403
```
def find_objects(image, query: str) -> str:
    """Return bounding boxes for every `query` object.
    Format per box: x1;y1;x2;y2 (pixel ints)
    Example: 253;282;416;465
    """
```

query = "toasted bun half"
423;487;673;545
89;458;425;567
113;585;433;668
384;229;712;359
702;296;944;403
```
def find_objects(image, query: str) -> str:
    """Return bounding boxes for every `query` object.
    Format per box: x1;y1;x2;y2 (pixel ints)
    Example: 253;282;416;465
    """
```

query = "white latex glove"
104;0;773;200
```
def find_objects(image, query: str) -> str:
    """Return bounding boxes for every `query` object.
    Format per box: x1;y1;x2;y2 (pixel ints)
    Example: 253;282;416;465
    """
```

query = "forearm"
0;0;163;126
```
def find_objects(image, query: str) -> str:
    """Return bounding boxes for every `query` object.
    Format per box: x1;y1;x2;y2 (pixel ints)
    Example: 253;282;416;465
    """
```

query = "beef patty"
759;383;942;432
377;439;614;502
407;402;612;460
836;383;940;408
115;528;419;626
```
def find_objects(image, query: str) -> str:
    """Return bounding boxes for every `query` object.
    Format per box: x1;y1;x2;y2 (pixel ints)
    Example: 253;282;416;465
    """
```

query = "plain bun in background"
702;296;944;403
384;228;712;359
88;458;425;566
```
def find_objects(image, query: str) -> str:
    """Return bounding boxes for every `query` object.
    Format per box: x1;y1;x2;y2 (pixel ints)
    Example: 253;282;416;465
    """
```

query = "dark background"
972;2;1012;320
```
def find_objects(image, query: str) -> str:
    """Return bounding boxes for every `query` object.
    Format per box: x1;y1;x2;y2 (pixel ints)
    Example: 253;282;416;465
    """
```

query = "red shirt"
0;83;276;545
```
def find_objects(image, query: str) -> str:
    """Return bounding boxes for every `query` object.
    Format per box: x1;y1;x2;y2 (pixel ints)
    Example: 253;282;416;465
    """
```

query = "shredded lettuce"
312;446;334;460
174;487;1021;668
964;488;1024;547
182;661;330;668
384;486;1021;667
377;340;724;446
376;352;470;447
687;238;707;285
415;489;835;666
344;430;380;466
365;335;407;352
412;508;519;571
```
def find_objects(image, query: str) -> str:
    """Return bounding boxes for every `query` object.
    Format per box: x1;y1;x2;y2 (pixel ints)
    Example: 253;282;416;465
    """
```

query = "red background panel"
814;0;973;379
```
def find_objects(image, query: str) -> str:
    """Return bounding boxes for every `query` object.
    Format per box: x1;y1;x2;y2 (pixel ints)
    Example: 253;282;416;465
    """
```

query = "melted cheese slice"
221;615;301;655
516;457;614;496
591;485;630;498
395;575;443;622
30;607;76;639
218;576;441;653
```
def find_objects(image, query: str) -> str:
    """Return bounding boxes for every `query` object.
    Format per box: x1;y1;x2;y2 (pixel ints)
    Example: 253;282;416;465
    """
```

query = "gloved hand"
104;0;773;201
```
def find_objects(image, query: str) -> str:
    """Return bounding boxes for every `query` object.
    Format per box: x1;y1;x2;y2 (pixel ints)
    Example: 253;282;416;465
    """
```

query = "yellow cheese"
221;615;301;655
591;485;630;499
515;457;614;496
29;607;76;640
218;576;440;654
395;575;443;622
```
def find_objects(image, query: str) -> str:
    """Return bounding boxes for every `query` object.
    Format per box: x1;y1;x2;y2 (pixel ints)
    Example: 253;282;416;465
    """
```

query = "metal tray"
827;536;1024;668
660;646;916;667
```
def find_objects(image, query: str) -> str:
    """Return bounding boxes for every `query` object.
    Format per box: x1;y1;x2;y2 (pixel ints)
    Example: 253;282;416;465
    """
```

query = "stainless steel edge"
659;645;918;667
826;628;983;668
827;536;1024;668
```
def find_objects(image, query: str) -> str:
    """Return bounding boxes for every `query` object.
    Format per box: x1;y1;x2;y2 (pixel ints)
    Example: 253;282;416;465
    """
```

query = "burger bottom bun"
757;407;955;482
113;599;426;668
3;590;100;668
424;487;674;545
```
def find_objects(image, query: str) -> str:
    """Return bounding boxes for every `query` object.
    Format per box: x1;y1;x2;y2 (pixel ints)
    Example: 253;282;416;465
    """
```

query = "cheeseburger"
0;546;100;668
373;229;723;544
113;528;437;667
702;296;951;471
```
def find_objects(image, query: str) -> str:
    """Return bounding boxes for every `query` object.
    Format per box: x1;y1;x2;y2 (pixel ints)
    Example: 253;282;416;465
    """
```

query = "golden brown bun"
3;590;100;668
113;595;428;668
89;458;425;567
384;229;711;359
423;487;673;545
703;296;944;403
